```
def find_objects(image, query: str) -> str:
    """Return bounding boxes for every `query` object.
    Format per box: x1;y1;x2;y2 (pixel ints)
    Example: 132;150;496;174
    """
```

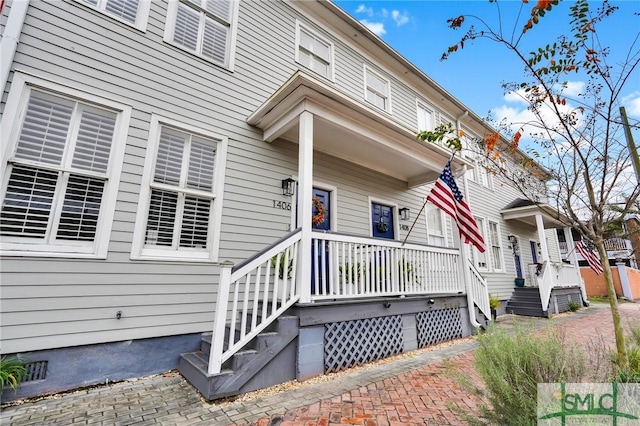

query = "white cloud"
359;19;386;36
622;91;640;117
561;81;585;97
355;4;373;17
381;8;389;18
503;91;528;105
391;10;409;26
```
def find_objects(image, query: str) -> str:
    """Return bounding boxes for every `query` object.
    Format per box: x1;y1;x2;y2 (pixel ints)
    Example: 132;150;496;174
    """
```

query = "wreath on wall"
312;197;326;226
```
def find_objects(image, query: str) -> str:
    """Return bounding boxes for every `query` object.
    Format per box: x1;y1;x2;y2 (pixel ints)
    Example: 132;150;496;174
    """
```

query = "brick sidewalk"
1;303;638;426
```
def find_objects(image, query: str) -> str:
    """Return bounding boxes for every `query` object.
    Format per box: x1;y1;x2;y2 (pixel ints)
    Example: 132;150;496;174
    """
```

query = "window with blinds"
296;23;333;79
426;203;446;246
82;0;149;30
365;67;390;111
0;90;117;250
471;216;488;270
489;221;503;271
142;126;218;254
167;0;233;66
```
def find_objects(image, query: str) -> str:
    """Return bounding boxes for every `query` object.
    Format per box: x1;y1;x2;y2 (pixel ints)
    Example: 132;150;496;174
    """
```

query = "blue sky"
333;0;640;126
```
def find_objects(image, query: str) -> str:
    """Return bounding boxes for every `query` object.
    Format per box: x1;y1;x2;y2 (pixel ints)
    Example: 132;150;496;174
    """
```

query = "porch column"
563;227;579;266
297;111;314;303
535;214;550;263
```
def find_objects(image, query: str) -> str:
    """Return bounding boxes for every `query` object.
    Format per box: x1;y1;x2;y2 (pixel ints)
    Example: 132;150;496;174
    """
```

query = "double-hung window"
132;116;227;261
0;74;130;257
488;220;504;271
364;67;390;112
165;0;237;68
417;102;434;132
81;0;150;30
471;216;488;270
425;203;447;246
296;22;333;80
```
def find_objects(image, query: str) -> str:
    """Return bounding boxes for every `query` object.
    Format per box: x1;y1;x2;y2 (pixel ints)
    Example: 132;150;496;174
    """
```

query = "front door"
312;188;330;230
311;188;330;293
371;202;394;239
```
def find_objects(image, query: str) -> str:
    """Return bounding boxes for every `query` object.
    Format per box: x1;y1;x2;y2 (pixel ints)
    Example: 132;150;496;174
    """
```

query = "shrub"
567;301;581;312
613;325;640;383
0;355;27;392
459;325;587;425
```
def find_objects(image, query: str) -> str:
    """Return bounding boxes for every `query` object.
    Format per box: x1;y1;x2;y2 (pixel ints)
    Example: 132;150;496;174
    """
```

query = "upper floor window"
81;0;150;31
0;74;130;258
417;102;434;132
364;67;390;112
296;22;333;80
131;116;227;262
165;0;237;68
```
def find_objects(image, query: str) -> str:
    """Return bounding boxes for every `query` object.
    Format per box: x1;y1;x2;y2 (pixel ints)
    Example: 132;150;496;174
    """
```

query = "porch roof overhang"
500;198;568;228
247;71;472;188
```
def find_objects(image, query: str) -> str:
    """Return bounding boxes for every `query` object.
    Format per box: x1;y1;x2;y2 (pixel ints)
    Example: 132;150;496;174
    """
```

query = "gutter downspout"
1;0;29;98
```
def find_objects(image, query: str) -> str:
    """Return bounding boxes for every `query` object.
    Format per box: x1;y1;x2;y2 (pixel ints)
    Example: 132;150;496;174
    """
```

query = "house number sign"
273;200;292;210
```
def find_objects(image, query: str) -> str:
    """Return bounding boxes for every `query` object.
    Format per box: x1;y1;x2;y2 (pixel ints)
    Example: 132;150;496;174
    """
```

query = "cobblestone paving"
1;303;638;425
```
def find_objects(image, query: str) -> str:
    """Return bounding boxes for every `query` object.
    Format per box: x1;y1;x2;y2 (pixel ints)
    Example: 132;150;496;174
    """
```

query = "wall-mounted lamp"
399;207;410;221
281;178;296;196
507;234;517;244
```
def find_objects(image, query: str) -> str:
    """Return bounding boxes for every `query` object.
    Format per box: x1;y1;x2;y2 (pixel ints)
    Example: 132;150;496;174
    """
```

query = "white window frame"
363;66;391;113
164;0;240;70
423;193;448;247
471;216;489;271
416;100;435;132
0;72;130;258
295;21;334;81
131;115;227;262
488;220;505;272
76;0;151;31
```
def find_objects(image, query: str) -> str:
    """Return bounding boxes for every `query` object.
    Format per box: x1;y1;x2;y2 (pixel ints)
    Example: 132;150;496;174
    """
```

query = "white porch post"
297;111;314;303
535;214;550;263
563;227;578;265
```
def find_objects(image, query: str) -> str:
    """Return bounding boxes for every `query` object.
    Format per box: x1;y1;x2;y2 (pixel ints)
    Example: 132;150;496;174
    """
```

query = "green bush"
567;301;581;312
613;325;640;383
0;355;27;392
459;325;587;425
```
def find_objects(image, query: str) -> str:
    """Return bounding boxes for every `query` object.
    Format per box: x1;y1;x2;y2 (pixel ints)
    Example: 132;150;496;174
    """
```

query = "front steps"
506;287;549;318
178;315;299;401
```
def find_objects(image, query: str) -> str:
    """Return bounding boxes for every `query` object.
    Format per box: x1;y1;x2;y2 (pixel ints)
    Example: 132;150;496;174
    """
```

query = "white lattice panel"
324;315;403;373
416;308;463;347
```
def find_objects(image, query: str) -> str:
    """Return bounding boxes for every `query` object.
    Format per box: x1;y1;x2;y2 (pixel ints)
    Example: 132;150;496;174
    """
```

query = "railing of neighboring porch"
210;230;488;374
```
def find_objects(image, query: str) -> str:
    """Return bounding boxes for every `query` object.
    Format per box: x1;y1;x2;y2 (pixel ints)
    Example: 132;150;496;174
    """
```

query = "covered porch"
501;199;587;315
183;72;490;393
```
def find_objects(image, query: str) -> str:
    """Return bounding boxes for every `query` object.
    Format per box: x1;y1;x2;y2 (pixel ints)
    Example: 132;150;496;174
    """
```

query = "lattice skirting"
324;315;404;373
416;308;463;348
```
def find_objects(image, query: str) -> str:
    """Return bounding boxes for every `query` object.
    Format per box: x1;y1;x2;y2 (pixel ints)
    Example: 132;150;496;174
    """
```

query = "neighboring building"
0;0;583;401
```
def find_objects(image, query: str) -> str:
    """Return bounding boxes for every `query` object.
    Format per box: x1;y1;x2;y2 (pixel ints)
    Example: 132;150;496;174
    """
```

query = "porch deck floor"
2;303;637;426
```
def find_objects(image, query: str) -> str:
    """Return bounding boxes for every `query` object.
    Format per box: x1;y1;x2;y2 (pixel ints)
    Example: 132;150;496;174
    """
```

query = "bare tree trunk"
597;241;628;370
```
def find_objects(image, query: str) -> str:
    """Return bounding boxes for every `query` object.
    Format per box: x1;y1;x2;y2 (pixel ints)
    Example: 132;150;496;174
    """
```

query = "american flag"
575;240;604;275
427;161;485;252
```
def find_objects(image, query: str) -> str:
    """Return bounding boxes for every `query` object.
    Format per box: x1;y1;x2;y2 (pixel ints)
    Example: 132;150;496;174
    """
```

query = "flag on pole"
575;240;604;275
427;161;485;252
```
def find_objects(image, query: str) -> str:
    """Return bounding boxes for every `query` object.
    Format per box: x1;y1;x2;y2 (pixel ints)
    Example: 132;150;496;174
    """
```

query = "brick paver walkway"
1;303;638;425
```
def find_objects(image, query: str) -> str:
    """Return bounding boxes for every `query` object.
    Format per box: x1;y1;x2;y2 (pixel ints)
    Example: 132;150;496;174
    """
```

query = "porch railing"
309;231;464;301
208;229;302;374
467;260;491;320
604;238;632;251
537;261;554;312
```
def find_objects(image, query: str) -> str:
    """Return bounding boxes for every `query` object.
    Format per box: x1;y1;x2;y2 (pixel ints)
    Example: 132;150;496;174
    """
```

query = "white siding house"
0;0;584;401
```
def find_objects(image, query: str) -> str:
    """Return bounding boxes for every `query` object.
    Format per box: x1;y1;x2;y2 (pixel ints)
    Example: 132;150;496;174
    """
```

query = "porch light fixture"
399;207;410;221
281;178;296;196
507;234;517;244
